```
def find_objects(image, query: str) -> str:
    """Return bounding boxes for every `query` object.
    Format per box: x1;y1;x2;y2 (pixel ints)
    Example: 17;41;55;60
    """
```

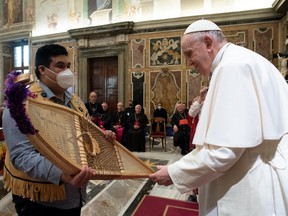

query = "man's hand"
61;165;96;187
104;130;116;141
199;86;209;100
173;125;178;133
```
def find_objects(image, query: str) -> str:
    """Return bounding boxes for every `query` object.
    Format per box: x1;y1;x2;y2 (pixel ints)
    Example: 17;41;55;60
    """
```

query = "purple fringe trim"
4;71;36;135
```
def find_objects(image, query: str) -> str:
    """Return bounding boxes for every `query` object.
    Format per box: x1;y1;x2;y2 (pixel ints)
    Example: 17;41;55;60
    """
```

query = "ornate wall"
128;21;280;121
0;0;286;114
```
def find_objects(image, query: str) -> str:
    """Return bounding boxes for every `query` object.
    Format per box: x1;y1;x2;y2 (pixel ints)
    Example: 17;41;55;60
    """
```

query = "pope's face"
181;34;212;77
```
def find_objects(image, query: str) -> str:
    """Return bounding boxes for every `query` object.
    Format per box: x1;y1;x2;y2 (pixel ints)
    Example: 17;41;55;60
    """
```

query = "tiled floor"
0;137;190;216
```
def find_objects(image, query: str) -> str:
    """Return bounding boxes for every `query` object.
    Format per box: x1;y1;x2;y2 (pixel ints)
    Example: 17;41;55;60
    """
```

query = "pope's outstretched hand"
149;165;173;186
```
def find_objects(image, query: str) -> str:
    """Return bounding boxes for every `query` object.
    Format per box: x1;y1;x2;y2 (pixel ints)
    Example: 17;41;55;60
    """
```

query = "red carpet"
132;195;198;216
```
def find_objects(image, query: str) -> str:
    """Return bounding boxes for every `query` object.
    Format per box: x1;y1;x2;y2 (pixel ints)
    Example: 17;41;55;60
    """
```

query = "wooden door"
88;56;118;112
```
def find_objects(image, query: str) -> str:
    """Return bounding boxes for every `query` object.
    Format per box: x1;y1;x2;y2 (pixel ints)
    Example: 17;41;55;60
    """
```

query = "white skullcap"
184;19;221;35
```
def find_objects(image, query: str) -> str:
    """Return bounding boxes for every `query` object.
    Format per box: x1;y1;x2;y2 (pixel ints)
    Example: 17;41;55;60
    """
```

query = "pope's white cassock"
168;43;288;216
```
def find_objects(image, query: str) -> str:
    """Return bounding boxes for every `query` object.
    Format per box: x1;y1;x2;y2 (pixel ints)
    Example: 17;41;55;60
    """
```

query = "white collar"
211;43;230;73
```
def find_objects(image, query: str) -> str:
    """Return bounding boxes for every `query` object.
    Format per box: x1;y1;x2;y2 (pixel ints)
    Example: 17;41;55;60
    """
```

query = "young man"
149;20;288;215
2;44;115;216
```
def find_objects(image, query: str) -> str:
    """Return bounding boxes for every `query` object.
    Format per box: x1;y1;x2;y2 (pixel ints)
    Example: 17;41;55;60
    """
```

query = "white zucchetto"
184;19;221;35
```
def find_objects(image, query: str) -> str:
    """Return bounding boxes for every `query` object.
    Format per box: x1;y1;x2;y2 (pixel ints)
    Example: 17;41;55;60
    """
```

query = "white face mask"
158;106;161;110
44;67;74;89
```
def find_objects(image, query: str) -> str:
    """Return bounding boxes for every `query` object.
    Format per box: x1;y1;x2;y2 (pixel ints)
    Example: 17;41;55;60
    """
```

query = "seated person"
124;100;134;118
124;104;148;152
85;91;104;125
112;102;126;142
152;101;167;133
171;102;191;155
99;102;115;131
121;100;134;143
182;102;189;113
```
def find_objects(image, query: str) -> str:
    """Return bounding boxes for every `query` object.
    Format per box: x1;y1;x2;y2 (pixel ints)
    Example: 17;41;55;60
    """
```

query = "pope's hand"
149;165;173;186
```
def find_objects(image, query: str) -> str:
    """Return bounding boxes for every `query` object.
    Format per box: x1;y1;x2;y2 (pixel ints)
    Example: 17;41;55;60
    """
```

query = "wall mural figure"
96;0;112;10
47;13;58;29
3;0;23;26
88;0;112;24
25;2;35;22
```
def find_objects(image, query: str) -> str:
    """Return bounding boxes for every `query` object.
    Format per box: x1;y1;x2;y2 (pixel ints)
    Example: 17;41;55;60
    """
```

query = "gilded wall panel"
149;36;181;66
186;70;202;105
253;27;273;60
150;70;181;118
224;30;247;47
131;39;145;68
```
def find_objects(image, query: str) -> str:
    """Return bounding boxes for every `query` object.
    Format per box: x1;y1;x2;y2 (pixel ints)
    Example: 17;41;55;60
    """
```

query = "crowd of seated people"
84;92;200;155
84;94;148;152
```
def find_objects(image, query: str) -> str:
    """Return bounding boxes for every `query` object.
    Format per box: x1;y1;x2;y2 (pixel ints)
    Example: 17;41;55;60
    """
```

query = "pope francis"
149;19;288;216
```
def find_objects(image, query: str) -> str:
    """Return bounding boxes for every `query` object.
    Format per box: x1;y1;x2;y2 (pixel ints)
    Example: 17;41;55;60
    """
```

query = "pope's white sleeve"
167;145;245;193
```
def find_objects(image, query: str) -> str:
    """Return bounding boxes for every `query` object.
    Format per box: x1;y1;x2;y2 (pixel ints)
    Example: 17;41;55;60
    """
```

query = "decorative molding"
132;71;144;79
133;8;284;33
68;21;134;40
131;39;145;68
273;0;288;13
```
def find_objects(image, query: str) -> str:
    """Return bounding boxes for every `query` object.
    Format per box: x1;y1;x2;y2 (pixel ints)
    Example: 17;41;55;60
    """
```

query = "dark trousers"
12;194;82;216
174;127;190;155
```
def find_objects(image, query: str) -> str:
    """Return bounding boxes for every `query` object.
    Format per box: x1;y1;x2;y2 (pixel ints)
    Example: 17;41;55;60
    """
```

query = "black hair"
35;44;68;79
